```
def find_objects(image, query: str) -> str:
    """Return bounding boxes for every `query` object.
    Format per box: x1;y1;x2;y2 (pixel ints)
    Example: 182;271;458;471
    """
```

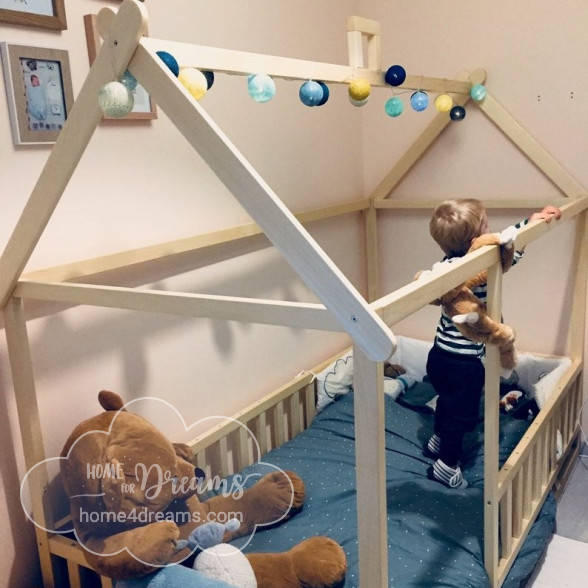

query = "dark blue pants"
426;345;485;467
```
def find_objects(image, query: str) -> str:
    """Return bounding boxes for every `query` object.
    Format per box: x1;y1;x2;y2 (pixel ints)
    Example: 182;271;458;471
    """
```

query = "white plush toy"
195;544;257;588
177;519;257;588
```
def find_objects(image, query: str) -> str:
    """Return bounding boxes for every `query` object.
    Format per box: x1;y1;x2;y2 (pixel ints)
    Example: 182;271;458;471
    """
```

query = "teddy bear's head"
60;391;203;542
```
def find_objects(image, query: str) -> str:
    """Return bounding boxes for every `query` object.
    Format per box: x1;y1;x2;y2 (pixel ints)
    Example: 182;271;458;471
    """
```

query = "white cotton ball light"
178;67;208;101
98;81;134;118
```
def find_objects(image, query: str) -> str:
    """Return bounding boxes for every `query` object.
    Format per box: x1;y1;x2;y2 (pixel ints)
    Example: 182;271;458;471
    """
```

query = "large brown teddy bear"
416;228;518;371
60;390;346;587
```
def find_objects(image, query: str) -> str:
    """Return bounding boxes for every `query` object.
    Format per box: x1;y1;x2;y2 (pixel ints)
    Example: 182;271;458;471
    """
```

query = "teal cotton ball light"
470;84;487;102
248;74;276;103
98;81;134;118
385;96;404;117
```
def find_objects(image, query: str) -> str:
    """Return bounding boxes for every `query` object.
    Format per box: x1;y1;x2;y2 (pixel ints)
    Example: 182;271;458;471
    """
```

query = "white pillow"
315;351;409;413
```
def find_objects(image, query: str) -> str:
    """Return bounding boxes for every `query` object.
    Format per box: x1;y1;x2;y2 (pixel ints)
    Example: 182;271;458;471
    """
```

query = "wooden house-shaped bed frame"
1;1;586;587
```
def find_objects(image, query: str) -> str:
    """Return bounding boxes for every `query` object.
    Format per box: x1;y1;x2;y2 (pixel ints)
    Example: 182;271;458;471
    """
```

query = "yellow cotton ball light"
434;93;453;113
348;78;371;101
178;68;208;101
98;81;134;118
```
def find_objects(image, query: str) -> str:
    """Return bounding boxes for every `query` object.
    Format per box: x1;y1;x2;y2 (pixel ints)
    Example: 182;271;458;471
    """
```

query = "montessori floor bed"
193;335;574;588
1;1;587;587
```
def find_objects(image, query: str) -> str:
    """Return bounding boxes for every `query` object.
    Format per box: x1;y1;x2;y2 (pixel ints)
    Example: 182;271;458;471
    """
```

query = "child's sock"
432;459;468;489
424;434;441;457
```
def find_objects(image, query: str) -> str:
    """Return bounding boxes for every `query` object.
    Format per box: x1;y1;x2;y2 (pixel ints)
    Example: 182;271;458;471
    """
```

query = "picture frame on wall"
0;43;74;145
84;13;157;121
0;0;67;31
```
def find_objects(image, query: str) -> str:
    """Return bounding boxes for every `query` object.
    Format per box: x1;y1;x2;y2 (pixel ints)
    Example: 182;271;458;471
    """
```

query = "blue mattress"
223;389;555;587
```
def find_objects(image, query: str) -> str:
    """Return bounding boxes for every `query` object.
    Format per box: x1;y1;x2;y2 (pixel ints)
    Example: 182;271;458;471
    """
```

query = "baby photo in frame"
1;43;74;145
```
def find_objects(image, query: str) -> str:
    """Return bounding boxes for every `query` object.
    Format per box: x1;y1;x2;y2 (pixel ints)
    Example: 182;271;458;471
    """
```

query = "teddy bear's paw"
290;537;347;588
247;470;306;525
492;325;515;345
499;225;518;249
135;522;181;565
453;312;479;325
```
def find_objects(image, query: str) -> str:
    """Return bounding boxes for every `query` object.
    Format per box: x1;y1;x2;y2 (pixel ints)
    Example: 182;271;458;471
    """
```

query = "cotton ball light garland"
178;68;208;100
348;78;371;101
410;91;429;112
385;96;404;117
434;93;453;113
156;51;180;77
247;74;276;103
98;81;134;118
299;80;324;106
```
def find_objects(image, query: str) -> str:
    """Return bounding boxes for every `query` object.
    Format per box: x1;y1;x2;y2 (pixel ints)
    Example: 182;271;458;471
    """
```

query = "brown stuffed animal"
416;228;518;371
60;391;347;587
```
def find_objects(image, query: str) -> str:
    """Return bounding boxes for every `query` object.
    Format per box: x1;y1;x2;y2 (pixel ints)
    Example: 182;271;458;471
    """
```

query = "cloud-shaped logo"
21;396;301;567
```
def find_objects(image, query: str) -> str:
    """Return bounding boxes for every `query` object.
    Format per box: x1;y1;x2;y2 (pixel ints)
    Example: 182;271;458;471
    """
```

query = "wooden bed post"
484;261;503;587
352;346;388;587
568;209;588;361
347;16;381;71
364;203;380;302
3;297;56;587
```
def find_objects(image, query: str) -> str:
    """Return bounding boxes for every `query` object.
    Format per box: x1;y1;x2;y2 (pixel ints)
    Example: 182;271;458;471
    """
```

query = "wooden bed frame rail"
1;2;587;587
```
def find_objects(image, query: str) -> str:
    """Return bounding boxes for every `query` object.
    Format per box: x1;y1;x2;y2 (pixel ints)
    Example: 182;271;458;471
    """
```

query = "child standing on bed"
425;198;561;489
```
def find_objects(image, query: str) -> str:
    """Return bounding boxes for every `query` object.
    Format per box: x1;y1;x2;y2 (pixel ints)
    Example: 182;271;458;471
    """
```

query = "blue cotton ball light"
98;81;134;118
450;105;466;121
317;81;330;105
470;84;487;102
385;97;404;117
156;51;180;77
119;70;137;92
299;80;324;106
410;91;429;112
248;74;276;103
385;65;406;87
202;70;215;90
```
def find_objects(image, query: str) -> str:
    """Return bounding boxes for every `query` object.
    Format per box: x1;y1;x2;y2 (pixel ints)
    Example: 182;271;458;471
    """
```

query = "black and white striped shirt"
433;220;528;357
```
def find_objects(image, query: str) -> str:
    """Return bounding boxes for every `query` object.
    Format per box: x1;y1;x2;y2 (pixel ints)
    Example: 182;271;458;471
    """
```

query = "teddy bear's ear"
172;443;194;463
98;390;125;412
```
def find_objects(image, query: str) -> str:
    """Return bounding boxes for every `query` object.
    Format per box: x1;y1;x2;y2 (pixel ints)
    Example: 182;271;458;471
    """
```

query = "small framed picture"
84;13;157;121
0;0;67;31
0;43;74;145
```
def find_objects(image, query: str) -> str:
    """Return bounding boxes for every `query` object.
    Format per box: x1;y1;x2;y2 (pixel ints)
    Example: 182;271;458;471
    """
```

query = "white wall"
1;1;587;585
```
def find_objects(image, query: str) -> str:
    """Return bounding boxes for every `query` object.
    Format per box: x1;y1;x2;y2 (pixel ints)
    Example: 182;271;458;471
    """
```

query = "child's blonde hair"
429;198;487;257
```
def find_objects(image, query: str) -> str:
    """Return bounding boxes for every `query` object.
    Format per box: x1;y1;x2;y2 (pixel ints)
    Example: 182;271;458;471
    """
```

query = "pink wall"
1;1;586;585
